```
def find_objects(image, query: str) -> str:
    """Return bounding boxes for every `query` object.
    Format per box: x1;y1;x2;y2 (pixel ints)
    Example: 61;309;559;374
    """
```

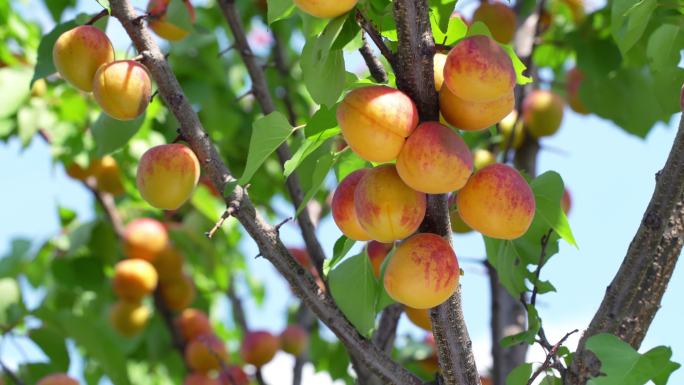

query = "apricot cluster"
66;155;125;196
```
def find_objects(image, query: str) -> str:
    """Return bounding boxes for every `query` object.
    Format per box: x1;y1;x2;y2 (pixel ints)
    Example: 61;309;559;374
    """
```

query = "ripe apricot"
405;306;432;331
52;25;114;92
562;189;572;215
95;155;125;196
123;218;169;262
472;2;516;43
354;165;426;243
184;373;220;385
137;144;201;210
566;68;589;115
337;86;419;162
457;163;535;239
65;158;101;181
522;89;564;138
288;247;312;269
36;374;79;385
108;300;151;337
160;273;195;311
147;0;196;41
219;366;249;385
440;86;515;131
443;35;515;102
366;241;393;278
331;168;372;241
240;331;280;367
397;122;473;193
499;111;525;149
112;258;158;301
93;60;152;121
433;53;448;91
175;308;212;341
448;193;472;234
384;233;459;309
279;325;309;356
185;334;228;373
293;0;358;18
154;245;185;282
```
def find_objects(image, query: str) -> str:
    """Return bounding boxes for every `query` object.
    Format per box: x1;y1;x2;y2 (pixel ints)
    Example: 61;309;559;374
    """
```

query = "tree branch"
359;33;388;83
355;10;396;67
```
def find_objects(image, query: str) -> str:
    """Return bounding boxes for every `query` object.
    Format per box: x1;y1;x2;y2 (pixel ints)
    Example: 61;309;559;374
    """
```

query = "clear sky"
1;0;682;384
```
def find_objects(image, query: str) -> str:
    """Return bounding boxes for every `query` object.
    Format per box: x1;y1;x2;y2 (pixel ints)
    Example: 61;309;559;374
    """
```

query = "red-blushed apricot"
147;0;196;41
185;334;229;373
397;122;473;193
279;325;309;356
154;245;185;282
566;67;589;115
472;2;516;43
433;53;448;91
448;193;472;234
108;300;151;337
457;163;535;239
175;308;212;342
331;168;372;241
92;60;152;121
36;373;79;385
337;86;419;162
522;89;564;138
112;259;158;301
137;144;201;210
288;247;312;269
95;156;125;196
440;86;515;131
499;111;525;150
443;35;515;102
354;165;426;243
472;149;496;171
366;241;393;278
219;366;249;385
562;189;572;215
384;233;459;309
52;25;114;92
184;373;221;385
405;306;432;331
293;0;358;18
123;218;169;262
240;331;280;367
160;273;195;311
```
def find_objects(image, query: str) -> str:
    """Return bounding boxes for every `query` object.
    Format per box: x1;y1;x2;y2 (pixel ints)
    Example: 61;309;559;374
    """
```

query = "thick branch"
566;114;684;384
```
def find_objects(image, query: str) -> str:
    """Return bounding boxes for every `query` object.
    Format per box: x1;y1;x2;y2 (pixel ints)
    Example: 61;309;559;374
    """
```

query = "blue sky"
1;0;683;383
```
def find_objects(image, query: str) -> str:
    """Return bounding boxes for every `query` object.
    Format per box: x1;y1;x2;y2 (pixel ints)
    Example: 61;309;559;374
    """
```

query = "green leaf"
0;239;31;278
96;0;111;10
328;252;378;336
17;99;57;147
166;0;193;32
29;326;70;372
500;304;541;347
58;206;77;227
530;171;576;247
296;151;336;215
502;44;534;85
238;111;294;184
506;363;533;385
432;11;468;46
484;237;528;296
334;149;368;181
331;14;361;50
646;24;683;72
326;235;356;274
283;127;338;177
45;0;77;22
586;333;681;385
611;0;657;55
0;67;32;119
429;0;458;35
267;0;295;24
91;112;146;156
31;20;77;85
0;278;21;328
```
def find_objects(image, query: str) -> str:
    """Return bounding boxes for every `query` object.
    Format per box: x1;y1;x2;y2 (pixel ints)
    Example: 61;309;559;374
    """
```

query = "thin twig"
359;33;389;83
85;9;109;25
206;206;236;239
530;229;554;307
526;329;578;385
355;10;396;67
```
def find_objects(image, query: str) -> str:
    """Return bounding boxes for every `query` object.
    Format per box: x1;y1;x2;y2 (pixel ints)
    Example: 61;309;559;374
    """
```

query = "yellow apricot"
95;155;125;196
185;334;228;373
92;60;152;121
354;165;426;243
443;35;515;102
499;111;525;150
112;258;159;302
366;241;393;278
405;306;432;331
159;273;195;311
123;218;169;262
566;67;589;115
240;331;280;367
154;245;185;282
457;163;535;240
522;89;564;138
293;0;358;18
397;122;473;193
448;193;473;234
52;25;114;92
108;300;151;337
440;86;514;131
433;53;448;91
384;233;459;309
175;308;213;342
331;169;372;241
137;144;201;210
36;374;80;385
472;2;517;43
279;325;309;356
147;0;196;41
337;86;419;162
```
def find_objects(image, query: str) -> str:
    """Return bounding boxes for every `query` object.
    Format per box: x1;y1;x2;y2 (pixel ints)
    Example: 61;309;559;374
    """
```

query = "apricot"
154;245;185;282
443;35;515;102
354;165;426;243
472;2;516;43
288;247;312;269
448;193;472;234
397;122;473;193
337;86;419;162
65;158;101;181
405;306;432;331
472;148;496;171
457;163;535;239
293;0;358;18
331;168;372;241
522;89;564;138
384;233;459;309
36;374;79;385
148;0;196;41
112;258;158;301
279;325;309;356
240;331;280;367
175;308;212;341
108;300;151;337
566;67;589;115
52;25;114;92
137;144;201;210
160;273;195;311
499;111;525;149
185;334;228;373
123;218;169;262
366;241;393;278
93;60;152;121
219;366;249;385
95;155;125;196
562;189;572;215
184;373;220;385
440;86;515;131
433;53;448;91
